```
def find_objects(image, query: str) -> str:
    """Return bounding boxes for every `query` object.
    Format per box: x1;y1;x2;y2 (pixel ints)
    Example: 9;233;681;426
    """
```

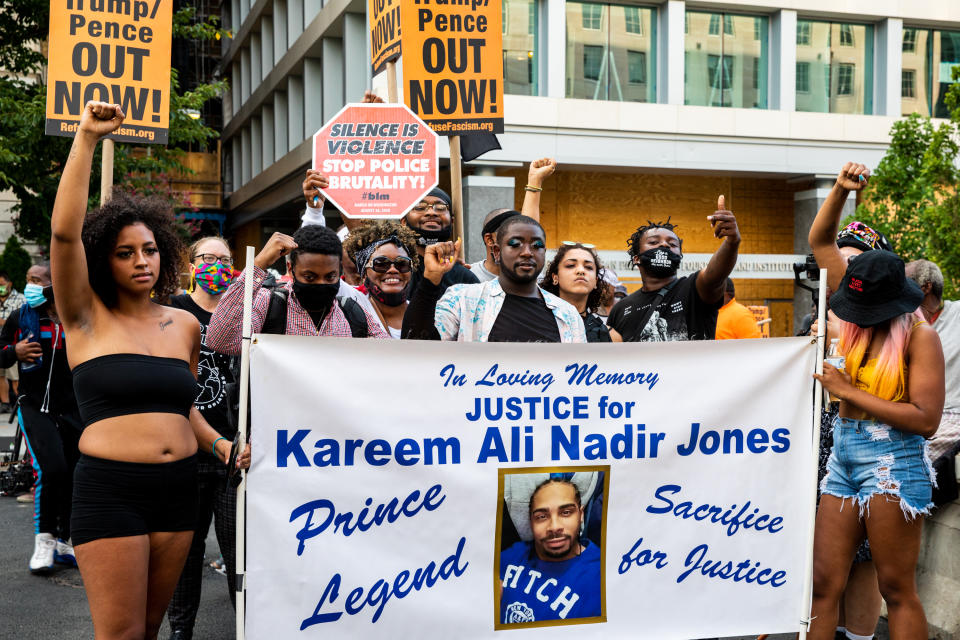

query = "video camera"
0;461;34;497
793;253;820;301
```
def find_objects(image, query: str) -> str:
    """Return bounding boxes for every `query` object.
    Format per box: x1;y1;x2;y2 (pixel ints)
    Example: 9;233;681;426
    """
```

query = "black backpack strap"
338;297;369;338
261;288;288;335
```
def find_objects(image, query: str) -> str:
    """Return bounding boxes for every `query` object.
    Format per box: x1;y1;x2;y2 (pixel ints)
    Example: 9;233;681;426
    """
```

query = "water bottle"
20;332;42;373
824;338;845;371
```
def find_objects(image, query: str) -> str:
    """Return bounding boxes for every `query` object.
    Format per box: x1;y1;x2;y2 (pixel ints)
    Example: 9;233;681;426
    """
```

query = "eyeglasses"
194;253;233;267
368;256;413;274
562;241;596;249
412;202;450;213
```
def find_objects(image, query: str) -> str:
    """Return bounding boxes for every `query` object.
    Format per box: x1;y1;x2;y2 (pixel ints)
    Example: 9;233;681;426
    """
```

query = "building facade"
219;0;960;335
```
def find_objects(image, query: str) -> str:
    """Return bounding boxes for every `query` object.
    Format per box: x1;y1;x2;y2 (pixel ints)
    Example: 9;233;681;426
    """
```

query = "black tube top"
72;354;198;427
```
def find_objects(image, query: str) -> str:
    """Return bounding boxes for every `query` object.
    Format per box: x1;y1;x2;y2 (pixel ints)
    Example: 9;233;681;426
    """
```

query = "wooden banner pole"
100;138;114;204
386;60;398;103
449;136;464;243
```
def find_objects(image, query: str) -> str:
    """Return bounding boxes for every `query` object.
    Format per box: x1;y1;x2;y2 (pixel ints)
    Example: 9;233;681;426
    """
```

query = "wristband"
524;184;542;192
212;436;228;459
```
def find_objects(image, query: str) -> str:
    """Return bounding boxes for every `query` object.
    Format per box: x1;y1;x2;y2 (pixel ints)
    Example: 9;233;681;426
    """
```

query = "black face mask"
365;278;408;307
407;222;453;247
637;247;682;278
293;280;339;312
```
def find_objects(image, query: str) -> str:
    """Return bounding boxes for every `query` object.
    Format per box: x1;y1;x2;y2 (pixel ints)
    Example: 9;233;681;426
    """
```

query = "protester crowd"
3;100;955;640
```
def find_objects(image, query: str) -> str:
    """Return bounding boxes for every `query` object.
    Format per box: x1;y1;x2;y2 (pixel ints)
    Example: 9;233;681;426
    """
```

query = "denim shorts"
820;416;935;520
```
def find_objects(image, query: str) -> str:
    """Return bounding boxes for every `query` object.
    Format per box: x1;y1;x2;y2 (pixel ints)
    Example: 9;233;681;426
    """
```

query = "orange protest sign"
370;0;401;74
400;0;504;136
45;0;173;144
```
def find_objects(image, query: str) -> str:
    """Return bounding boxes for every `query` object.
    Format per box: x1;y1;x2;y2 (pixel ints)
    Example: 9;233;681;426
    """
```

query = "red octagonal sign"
312;103;439;219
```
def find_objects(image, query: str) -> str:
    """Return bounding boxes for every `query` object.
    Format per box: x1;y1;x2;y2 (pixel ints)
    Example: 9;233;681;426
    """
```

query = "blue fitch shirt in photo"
499;540;602;624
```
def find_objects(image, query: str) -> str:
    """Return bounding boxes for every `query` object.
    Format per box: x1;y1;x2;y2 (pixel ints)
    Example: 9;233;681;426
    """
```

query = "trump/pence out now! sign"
46;0;173;144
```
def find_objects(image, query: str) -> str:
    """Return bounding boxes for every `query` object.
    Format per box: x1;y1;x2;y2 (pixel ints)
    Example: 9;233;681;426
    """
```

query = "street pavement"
0;413;235;639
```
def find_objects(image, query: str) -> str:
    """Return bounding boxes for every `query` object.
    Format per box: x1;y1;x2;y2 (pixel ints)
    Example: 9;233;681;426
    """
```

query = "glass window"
502;0;539;96
566;2;657;102
796;61;810;92
583;45;603;80
934;31;960;117
795;20;873;114
502;2;508;34
837;63;854;95
582;3;602;29
839;24;854;47
902;69;916;98
628;50;647;83
903;28;917;52
625;6;642;35
685;11;768;108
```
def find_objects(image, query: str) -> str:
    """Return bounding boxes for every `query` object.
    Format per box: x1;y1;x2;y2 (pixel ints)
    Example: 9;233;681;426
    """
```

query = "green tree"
0;234;33;291
0;1;228;247
852;111;960;298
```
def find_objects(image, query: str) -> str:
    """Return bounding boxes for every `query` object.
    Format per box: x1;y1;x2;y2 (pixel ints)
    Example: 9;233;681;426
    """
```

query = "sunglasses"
368;256;413;274
562;241;596;249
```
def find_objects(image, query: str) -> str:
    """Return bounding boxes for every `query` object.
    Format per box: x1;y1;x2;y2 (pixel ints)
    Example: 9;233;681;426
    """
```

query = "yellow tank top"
853;320;925;402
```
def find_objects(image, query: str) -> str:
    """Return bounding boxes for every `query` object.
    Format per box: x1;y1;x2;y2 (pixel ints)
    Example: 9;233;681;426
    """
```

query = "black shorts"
71;454;198;546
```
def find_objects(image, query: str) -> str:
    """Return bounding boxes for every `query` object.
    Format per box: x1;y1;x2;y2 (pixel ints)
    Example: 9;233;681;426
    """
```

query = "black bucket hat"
828;251;923;327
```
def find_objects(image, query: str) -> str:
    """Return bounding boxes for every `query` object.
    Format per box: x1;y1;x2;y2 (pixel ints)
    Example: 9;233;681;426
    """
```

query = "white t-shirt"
934;299;960;412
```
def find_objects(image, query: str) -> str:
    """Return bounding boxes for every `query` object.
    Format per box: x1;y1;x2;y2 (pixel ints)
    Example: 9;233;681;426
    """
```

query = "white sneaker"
29;533;56;573
54;539;77;567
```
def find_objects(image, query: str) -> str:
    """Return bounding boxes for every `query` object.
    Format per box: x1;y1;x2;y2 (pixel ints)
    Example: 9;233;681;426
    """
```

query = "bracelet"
524;184;542;192
212;436;228;459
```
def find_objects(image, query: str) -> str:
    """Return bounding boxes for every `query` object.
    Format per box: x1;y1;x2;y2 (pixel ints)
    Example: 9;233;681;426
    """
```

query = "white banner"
247;336;817;639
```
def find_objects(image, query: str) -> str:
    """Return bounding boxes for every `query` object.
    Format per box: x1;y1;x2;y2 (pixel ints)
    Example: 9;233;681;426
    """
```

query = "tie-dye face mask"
194;261;234;295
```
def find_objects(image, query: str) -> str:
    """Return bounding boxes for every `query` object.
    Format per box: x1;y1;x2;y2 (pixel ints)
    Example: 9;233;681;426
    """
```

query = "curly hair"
290;224;341;267
81;190;185;306
342;221;420;277
540;243;608;313
626;217;681;269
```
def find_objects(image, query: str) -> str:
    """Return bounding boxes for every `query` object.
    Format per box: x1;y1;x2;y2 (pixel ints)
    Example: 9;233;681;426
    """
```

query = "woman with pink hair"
805;162;945;640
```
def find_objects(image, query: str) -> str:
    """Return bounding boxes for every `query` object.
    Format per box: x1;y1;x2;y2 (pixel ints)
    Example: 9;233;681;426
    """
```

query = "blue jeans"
820;416;935;520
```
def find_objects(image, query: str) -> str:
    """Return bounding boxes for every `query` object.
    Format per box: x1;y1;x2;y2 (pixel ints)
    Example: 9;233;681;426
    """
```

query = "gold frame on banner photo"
493;465;610;631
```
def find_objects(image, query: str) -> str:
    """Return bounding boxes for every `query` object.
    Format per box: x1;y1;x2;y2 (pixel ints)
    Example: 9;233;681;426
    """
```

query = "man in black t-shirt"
402;215;586;342
608;196;741;342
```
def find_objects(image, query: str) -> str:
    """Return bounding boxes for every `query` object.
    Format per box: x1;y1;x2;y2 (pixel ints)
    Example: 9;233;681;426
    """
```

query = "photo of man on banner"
497;469;607;628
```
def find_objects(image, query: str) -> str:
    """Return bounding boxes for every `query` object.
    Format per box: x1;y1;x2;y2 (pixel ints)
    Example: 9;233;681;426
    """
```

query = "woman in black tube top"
50;101;224;640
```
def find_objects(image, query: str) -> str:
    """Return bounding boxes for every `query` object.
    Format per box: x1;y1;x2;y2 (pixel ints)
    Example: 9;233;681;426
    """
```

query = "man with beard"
402;187;479;297
207;225;388;353
499;478;601;624
608;196;741;342
401;215;585;342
